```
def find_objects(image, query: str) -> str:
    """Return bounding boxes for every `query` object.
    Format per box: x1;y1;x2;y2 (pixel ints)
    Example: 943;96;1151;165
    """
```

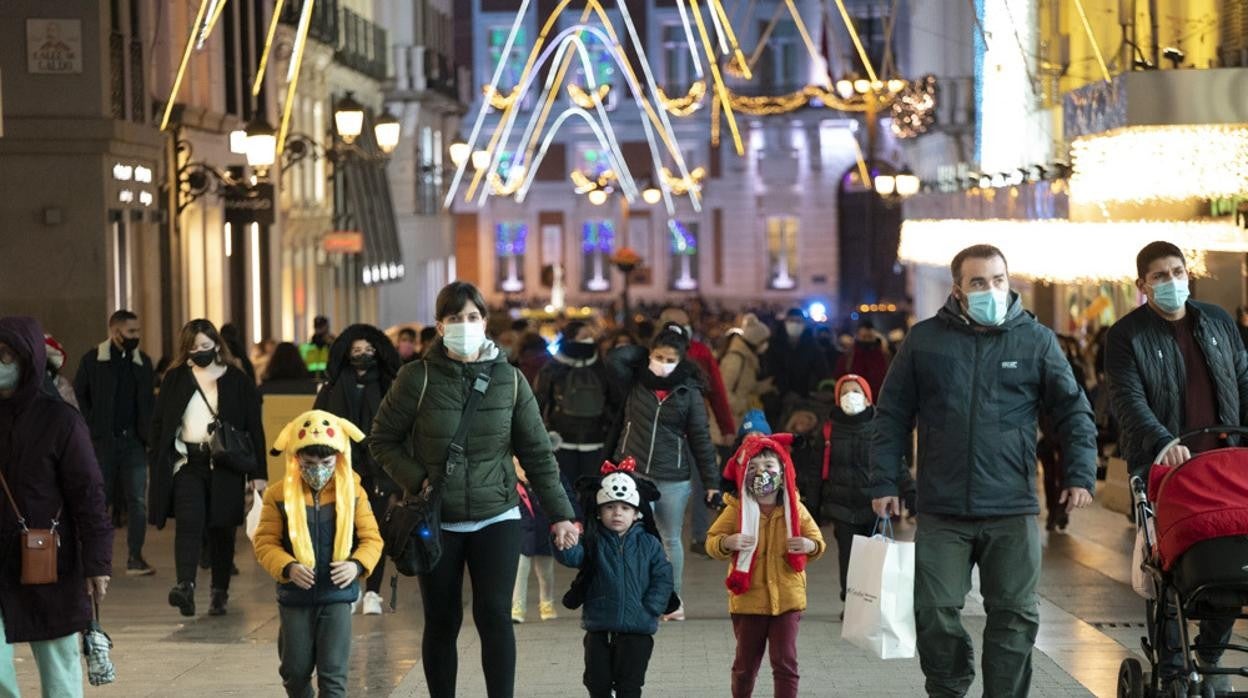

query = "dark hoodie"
313;324;401;491
533;342;618;446
0;317;112;643
765;324;831;400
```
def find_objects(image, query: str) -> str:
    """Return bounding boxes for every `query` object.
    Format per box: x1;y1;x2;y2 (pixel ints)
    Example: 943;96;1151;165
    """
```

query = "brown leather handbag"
0;469;61;585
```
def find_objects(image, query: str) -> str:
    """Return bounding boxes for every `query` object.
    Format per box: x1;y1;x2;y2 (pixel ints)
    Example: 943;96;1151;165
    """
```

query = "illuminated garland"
570;168;617;194
897;218;1248;282
891;75;937;139
567;83;611;109
660;166;706;196
656;80;707;116
1070;125;1248;205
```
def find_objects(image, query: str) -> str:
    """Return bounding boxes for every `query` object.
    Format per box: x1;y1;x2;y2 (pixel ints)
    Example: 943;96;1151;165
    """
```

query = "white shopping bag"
245;486;264;542
840;530;916;659
1131;515;1157;600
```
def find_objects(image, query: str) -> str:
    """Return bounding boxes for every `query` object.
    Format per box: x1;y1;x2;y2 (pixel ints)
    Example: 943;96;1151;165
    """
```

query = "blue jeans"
95;435;147;557
0;608;83;697
652;479;693;596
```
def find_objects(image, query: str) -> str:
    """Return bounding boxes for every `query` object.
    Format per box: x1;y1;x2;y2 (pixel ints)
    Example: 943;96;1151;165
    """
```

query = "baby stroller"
1118;427;1248;698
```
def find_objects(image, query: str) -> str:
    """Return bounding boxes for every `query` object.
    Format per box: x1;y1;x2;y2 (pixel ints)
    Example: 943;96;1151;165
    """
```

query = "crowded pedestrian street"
5;0;1248;697
4;500;1172;696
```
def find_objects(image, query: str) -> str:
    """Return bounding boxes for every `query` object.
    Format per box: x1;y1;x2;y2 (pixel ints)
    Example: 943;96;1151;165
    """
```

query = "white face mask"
443;322;486;357
840;392;868;415
649;359;677;378
784;321;805;340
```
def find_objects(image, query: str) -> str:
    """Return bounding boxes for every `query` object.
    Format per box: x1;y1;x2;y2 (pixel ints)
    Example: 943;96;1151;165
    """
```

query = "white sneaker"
362;591;384;616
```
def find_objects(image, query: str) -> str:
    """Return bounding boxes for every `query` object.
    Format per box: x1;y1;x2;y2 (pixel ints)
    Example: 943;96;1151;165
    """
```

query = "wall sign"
27;19;83;74
224;183;275;226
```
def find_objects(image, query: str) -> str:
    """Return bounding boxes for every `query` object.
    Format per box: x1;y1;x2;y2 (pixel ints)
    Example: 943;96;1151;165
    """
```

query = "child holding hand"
554;457;674;698
707;434;825;698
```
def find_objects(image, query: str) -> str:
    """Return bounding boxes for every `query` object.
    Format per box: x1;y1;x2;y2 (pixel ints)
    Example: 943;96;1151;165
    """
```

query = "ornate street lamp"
373;109;401;155
333;92;365;143
243;115;277;176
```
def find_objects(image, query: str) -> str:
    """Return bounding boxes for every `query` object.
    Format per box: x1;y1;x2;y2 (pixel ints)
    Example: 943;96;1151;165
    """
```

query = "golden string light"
660;166;706;196
1070;125;1248;205
655;80;707;116
567;83;611;109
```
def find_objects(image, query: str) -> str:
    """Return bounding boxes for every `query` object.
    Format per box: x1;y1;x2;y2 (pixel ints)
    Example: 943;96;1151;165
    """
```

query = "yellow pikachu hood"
271;410;366;569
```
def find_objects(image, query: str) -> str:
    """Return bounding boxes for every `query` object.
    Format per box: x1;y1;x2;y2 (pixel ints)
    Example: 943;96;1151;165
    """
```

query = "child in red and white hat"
707;434;825;698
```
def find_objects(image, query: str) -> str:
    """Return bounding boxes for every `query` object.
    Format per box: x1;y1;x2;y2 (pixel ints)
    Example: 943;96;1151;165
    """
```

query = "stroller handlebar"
1151;425;1248;467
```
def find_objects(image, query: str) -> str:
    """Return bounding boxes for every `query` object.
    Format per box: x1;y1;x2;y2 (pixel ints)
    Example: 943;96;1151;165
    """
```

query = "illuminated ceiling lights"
896;219;1248;283
444;0;703;218
1069;125;1248;205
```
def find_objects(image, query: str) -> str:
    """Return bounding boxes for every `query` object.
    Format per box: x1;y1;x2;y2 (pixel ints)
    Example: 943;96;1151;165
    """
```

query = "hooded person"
0;317;113;696
707;433;825;698
252;409;383;697
719;314;773;430
42;333;78;409
763;309;831;422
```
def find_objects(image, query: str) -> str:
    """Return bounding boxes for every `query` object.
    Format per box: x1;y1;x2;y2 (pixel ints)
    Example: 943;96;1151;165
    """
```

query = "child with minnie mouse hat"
707;434;825;698
553;457;675;698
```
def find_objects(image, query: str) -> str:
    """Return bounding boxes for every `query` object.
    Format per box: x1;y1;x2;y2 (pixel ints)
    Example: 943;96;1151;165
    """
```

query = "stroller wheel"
1118;658;1145;698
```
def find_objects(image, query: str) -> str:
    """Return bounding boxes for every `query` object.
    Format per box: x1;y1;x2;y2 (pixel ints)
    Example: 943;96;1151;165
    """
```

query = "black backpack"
555;365;606;419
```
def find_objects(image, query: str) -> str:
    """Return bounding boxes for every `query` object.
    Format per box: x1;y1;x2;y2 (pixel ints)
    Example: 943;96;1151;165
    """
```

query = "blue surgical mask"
965;289;1009;326
0;363;18;392
1150;278;1190;314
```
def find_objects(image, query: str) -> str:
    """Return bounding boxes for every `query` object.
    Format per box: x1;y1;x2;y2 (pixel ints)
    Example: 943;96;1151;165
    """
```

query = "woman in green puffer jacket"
369;281;578;698
605;323;721;620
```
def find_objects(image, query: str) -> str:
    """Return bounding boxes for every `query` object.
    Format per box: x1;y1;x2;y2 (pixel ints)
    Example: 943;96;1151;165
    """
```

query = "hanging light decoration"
890;75;938;139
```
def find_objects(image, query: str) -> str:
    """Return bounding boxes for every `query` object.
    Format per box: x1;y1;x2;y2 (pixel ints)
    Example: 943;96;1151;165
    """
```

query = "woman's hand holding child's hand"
723;534;756;552
786;537;816;555
288;563;316;590
551;520;581;550
330;561;360;588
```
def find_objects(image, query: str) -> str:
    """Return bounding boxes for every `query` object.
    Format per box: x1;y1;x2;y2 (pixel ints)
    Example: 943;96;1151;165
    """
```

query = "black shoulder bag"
384;364;495;577
192;379;257;475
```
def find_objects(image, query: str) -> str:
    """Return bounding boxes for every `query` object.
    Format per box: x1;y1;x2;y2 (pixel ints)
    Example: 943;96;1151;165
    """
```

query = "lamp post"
609;247;642;330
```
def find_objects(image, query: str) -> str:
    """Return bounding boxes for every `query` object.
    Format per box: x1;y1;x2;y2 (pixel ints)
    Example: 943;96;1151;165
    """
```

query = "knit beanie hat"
834;374;874;404
43;334;66;371
739;314;770;348
721;433;806;594
596;456;642;508
738;408;772;437
270;410;365;570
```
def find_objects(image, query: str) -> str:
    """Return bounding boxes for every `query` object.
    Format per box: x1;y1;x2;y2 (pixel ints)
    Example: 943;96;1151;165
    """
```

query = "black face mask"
562;342;597;361
120;337;140;353
190;349;216;368
350;354;377;371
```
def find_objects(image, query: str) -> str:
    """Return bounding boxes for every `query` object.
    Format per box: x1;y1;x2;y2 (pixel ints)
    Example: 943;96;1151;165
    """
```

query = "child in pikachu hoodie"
253;409;383;697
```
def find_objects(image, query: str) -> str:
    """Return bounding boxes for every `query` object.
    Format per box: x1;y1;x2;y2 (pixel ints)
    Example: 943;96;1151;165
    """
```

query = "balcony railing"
280;0;339;46
337;8;388;81
393;45;459;101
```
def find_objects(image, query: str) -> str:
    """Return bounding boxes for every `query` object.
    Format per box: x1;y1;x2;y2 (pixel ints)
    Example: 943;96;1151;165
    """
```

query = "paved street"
13;496;1232;697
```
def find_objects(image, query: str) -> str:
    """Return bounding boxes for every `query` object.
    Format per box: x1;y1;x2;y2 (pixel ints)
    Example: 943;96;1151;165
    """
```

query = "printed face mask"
840;391;868;415
190;349;217;367
443;322;486;357
748;470;782;497
1150;278;1190;314
300;458;335;492
649;359;677;378
0;362;19;392
965;288;1009;326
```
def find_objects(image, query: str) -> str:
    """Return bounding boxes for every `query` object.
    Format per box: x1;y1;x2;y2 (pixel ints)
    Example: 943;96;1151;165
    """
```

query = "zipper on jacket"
645;393;670;475
312;490;320;604
619;421;633;460
965;336;982;515
615;534;626;630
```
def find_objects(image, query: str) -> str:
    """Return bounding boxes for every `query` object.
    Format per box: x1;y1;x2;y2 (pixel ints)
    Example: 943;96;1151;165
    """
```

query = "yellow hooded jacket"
253;410;383;585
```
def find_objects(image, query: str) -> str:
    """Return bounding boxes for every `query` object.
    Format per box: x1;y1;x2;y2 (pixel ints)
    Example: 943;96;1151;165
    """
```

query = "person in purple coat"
0;316;113;697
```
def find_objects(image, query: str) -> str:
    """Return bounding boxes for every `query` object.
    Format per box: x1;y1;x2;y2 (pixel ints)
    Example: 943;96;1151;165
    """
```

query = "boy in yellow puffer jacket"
707;433;825;698
253;410;384;697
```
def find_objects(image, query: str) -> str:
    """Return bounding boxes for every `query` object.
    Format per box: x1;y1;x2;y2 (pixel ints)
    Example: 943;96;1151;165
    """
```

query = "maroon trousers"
730;611;802;698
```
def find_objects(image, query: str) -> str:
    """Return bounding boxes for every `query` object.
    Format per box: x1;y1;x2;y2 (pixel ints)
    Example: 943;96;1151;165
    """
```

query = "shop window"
766;216;798;290
488;26;528;92
496;221;527;293
661;23;697;95
668;220;698;291
582;220;614;292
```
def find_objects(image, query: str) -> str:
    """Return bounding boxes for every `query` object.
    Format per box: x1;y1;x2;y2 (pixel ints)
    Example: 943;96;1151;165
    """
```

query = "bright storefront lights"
896;218;1248;283
1070;125;1248;205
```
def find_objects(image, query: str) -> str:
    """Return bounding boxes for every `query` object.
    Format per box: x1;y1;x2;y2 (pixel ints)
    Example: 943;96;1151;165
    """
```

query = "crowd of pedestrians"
3;238;1247;697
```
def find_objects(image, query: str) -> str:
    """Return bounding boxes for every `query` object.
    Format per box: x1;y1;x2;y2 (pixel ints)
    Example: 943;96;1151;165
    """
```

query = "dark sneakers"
168;582;195;617
208;589;229;616
126;555;155;576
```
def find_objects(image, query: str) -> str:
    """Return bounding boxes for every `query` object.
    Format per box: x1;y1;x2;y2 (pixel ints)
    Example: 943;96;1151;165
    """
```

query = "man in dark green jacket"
1106;241;1248;691
871;244;1096;698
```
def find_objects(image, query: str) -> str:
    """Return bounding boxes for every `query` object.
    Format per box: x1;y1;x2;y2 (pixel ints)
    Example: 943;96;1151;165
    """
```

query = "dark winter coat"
314;324;401;493
369;339;575;523
533;349;617;446
605;345;718;488
0;317;112;643
870;293;1097;517
553;522;674;635
73;341;156;445
834;340;891;401
148;364;266;528
819;406;914;525
764;326;831;399
518;476;579;557
1105;300;1248;476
